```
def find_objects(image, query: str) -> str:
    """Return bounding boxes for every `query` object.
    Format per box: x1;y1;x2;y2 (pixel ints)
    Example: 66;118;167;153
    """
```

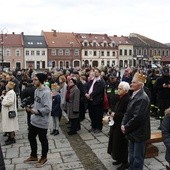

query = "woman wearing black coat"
108;81;130;170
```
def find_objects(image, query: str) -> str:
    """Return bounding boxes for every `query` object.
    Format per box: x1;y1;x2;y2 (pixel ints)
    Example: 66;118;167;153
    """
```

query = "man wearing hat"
23;73;52;168
121;72;150;170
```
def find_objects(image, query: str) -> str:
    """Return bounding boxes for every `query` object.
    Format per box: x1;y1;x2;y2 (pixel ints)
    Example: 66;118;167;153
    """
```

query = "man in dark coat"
154;67;170;129
121;72;150;170
85;68;105;133
21;79;36;129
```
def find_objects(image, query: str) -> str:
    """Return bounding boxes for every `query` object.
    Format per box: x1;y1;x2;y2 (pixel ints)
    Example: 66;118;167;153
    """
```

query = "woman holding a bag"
1;81;19;145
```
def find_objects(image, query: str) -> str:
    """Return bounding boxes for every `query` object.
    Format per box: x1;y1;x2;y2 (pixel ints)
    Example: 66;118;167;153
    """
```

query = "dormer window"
84;42;88;46
103;43;107;47
93;42;97;47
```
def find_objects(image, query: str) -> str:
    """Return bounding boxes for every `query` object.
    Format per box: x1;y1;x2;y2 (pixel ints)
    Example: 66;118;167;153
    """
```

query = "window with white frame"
51;49;56;56
129;49;132;55
124;49;127;55
31;50;34;56
26;50;29;56
107;51;110;56
16;49;20;56
36;50;40;55
112;51;115;56
65;49;70;56
74;49;79;56
58;49;63;56
6;49;10;56
42;50;45;56
84;51;88;56
93;51;97;56
101;51;104;56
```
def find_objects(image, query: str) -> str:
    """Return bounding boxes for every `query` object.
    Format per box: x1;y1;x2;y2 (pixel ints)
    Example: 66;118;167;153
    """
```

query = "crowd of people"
0;65;169;169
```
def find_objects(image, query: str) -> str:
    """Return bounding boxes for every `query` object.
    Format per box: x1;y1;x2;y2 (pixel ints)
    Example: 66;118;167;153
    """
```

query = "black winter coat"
122;88;151;142
87;78;105;105
108;93;130;162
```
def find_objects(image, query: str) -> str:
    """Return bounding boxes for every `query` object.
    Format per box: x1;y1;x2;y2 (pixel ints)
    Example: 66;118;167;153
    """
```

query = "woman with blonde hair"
1;81;19;145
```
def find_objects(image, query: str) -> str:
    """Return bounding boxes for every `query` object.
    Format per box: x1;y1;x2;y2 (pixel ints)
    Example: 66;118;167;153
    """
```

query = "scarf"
65;85;74;102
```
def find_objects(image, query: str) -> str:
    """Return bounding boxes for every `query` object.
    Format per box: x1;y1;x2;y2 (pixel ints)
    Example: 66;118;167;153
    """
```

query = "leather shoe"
112;161;121;165
117;163;129;170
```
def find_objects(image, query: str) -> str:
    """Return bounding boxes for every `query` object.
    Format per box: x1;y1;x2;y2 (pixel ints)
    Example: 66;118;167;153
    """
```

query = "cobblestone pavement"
0;108;168;170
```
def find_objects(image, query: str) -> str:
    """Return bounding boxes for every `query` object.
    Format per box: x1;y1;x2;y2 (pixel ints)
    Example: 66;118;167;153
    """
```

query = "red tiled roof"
0;33;23;47
75;33;111;43
42;31;81;48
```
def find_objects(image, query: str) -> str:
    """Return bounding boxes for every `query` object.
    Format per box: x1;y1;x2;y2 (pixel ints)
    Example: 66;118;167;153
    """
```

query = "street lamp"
0;28;7;72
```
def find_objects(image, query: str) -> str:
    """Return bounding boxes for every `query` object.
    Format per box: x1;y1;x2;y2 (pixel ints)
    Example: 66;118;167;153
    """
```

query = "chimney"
113;35;117;37
52;29;56;36
12;32;15;35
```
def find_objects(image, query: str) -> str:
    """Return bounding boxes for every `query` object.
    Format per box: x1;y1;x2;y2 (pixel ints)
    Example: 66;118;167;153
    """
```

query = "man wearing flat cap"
121;72;150;170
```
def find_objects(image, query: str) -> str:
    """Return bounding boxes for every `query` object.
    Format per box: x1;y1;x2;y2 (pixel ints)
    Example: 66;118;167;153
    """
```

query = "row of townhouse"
0;30;170;71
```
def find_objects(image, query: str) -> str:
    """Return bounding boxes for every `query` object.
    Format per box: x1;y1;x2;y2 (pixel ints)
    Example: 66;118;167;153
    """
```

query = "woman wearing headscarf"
1;81;19;145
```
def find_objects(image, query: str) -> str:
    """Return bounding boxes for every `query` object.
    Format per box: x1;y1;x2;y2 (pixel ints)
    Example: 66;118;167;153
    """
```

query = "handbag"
8;111;16;118
8;93;17;119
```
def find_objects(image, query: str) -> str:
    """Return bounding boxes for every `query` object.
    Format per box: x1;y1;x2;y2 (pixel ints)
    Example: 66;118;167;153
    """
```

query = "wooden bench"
145;132;163;158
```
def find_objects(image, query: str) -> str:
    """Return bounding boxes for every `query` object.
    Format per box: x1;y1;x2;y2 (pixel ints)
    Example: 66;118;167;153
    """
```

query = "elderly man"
121;72;150;170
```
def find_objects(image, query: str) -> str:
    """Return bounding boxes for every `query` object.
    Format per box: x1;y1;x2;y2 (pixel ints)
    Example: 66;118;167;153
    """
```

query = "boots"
50;129;56;135
5;137;16;145
5;132;16;145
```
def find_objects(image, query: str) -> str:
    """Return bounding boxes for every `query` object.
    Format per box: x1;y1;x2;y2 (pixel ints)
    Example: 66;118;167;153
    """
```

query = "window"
138;49;142;55
42;50;45;56
112;51;115;56
119;49;122;55
144;49;147;55
103;43;107;47
74;49;79;56
124;49;127;55
166;50;169;56
93;51;97;56
129;49;132;55
51;49;56;56
58;49;63;56
26;50;29;56
107;51;110;56
65;49;70;56
101;51;104;56
36;51;40;55
16;49;20;56
31;50;34;56
84;42;88;46
6;49;10;56
93;42;97;47
84;51;88;56
154;50;157;55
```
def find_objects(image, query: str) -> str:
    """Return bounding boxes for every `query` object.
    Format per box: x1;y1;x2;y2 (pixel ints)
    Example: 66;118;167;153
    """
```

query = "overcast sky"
1;0;170;43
